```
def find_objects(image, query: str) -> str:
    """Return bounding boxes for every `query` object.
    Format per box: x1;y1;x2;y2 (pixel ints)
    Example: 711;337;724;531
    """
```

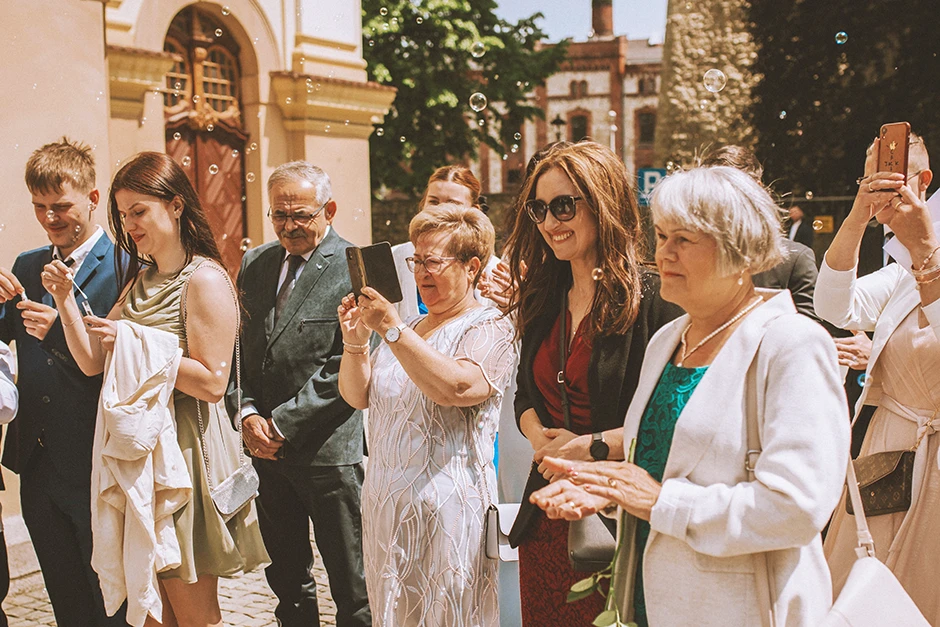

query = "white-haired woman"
337;204;517;626
530;166;850;626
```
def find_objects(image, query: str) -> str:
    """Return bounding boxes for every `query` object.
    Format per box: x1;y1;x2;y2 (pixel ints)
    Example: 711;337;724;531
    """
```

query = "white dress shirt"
54;225;104;274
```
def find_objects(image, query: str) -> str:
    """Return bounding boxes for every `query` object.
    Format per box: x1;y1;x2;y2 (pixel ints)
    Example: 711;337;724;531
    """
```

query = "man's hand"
242;414;283;460
0;267;25;303
834;331;872;371
16;300;58;341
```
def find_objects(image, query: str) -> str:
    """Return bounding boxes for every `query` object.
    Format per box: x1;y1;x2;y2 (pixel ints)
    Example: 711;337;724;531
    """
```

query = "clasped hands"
242;414;285;460
530;456;662;523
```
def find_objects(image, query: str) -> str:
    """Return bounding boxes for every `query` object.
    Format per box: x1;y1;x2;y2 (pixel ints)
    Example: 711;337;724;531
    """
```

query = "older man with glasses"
226;162;371;627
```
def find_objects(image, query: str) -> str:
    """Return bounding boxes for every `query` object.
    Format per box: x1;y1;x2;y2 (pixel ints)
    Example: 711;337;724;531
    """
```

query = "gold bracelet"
343;346;369;355
343;341;369;351
915;272;940;290
912;263;940;278
914;245;940;273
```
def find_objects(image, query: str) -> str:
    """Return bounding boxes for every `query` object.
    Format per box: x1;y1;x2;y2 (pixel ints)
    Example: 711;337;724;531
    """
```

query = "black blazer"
508;268;682;546
790;218;815;249
225;228;363;467
0;236;121;487
753;239;819;321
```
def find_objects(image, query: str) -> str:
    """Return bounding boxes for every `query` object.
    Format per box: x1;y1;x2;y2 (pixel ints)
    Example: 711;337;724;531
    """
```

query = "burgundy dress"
518;311;605;626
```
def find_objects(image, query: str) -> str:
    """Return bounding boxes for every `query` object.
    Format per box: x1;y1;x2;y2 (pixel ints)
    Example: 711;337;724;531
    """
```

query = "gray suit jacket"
226;228;363;467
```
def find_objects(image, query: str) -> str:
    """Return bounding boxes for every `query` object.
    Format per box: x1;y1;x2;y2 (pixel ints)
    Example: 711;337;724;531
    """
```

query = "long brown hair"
418;165;482;209
108;152;223;289
505;141;646;337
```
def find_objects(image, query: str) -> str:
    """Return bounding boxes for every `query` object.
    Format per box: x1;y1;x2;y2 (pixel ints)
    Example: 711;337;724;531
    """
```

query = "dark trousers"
255;460;371;627
20;447;128;627
0;529;8;627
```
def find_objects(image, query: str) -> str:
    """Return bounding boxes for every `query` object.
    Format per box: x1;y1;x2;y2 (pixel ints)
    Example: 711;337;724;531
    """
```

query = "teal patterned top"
632;361;708;627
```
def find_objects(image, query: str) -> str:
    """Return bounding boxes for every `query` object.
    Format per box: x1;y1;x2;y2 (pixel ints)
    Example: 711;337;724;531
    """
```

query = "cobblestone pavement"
5;543;336;626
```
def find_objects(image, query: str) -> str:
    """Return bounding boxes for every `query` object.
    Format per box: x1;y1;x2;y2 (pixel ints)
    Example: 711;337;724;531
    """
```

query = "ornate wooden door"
163;8;248;275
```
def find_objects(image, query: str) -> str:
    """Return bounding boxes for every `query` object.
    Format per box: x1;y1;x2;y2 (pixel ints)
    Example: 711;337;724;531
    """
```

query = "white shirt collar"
54;226;104;267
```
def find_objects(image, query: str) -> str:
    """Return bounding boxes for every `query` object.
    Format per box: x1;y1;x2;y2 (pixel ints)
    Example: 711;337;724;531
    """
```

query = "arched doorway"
163;7;249;274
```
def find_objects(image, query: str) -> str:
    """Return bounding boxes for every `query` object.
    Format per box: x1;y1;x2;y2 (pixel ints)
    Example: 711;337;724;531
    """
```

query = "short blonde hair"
910;133;930;175
652;166;787;275
25;136;96;195
409;203;495;284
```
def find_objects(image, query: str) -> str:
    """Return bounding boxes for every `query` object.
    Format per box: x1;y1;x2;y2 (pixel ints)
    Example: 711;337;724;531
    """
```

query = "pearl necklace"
678;296;763;366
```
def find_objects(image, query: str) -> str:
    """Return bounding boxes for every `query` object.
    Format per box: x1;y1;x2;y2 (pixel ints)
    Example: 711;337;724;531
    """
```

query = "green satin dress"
122;257;269;582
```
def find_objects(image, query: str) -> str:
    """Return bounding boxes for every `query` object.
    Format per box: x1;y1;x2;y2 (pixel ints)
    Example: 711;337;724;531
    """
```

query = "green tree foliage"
748;0;940;199
362;0;567;195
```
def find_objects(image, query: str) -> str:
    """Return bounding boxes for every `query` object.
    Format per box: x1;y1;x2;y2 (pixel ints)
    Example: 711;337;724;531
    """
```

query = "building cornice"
107;45;180;119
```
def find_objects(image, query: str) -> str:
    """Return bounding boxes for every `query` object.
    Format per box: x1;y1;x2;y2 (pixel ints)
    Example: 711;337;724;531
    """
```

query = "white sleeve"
649;319;850;557
814;259;901;332
0;342;18;424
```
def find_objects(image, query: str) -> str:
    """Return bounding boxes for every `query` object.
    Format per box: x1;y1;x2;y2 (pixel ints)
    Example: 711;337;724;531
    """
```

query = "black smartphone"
346;242;404;303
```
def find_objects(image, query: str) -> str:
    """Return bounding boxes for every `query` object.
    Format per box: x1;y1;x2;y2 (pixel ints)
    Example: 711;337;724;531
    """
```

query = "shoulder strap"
744;349;777;627
557;288;572;431
180;260;247;487
844;457;876;558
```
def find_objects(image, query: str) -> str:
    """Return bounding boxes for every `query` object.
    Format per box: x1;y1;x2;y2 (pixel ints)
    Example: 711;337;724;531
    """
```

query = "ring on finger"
608;478;618;488
868;182;874;193
893;198;903;209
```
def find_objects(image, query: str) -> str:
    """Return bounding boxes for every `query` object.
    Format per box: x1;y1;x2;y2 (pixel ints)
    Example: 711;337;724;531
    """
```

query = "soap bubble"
608;109;617;119
285;97;292;105
231;149;239;157
416;16;423;24
379;7;387;15
698;99;708;110
215;28;223;37
510;144;519;153
835;31;848;45
222;233;228;240
513;132;521;140
221;6;231;15
208;164;219;175
215;370;223;377
477;118;485;127
353;208;365;221
193;94;201;103
206;123;214;132
805;190;814;200
501;154;508;161
385;219;391;226
591;267;604;281
469;92;488;112
46;209;56;220
245;172;256;183
703;69;727;93
0;224;4;232
174;81;182;90
239;238;252;252
220;361;227;368
368;39;375;47
399;135;406;143
182;156;191;167
778;110;787;119
250;142;258;151
173;132;182;140
470;42;486;58
857;373;868;387
376;127;385;136
324;124;331;133
665;161;677;174
813;219;824;231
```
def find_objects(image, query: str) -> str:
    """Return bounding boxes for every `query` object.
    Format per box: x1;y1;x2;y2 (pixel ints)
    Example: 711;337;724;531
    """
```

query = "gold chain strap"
180;260;244;492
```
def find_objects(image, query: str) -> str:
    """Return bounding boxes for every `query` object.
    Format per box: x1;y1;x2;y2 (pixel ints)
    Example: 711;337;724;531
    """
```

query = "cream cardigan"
91;321;192;627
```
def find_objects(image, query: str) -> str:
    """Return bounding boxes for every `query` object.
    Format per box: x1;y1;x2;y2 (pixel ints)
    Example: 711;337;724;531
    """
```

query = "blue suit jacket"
0;235;121;486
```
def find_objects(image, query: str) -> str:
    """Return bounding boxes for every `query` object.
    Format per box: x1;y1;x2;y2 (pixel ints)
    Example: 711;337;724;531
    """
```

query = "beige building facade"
0;0;395;271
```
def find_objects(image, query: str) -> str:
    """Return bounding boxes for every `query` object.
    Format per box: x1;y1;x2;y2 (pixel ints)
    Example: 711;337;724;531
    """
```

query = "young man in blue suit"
0;138;127;626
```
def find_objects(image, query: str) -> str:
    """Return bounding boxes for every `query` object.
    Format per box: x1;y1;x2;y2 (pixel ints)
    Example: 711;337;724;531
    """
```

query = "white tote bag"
818;459;930;627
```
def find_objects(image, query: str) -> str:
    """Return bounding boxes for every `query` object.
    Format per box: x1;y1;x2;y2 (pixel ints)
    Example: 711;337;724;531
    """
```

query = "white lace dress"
363;306;516;627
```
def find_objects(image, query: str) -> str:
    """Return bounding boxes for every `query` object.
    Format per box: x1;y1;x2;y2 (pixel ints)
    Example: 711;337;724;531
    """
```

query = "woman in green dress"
44;152;268;626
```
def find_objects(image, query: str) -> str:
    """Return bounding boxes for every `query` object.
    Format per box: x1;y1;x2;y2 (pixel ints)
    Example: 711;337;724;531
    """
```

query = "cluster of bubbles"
469;92;488;112
703;69;727;93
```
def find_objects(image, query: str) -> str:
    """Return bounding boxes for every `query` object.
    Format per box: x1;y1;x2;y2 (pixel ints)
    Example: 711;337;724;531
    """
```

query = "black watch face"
590;440;610;461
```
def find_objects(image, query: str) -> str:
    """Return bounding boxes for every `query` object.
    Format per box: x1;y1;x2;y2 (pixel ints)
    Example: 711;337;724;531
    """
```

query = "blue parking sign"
638;168;667;207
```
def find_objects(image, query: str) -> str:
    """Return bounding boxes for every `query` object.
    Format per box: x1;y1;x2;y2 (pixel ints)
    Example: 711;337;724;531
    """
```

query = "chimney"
592;0;613;37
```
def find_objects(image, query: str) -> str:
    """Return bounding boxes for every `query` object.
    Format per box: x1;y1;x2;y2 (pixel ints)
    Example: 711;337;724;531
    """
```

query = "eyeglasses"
267;201;328;226
405;255;457;274
525;195;582;224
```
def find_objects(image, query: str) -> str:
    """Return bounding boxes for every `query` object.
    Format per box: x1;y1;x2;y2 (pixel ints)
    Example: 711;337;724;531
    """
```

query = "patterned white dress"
363;306;517;627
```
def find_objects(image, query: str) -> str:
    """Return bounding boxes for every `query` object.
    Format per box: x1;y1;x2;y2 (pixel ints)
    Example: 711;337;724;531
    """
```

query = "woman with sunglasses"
338;203;517;626
502;141;681;625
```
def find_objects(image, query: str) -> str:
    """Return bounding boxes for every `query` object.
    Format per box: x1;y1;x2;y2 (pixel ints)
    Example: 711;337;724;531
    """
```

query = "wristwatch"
384;323;408;343
590;432;609;461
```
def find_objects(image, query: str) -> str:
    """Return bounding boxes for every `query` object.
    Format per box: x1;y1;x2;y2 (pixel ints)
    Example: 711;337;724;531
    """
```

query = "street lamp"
551;115;566;142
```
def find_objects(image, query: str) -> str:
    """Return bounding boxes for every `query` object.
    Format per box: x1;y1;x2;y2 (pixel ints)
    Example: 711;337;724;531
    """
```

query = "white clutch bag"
485;503;520;562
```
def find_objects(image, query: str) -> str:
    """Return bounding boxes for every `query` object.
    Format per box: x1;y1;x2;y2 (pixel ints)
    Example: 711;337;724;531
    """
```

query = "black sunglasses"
525;195;582;224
